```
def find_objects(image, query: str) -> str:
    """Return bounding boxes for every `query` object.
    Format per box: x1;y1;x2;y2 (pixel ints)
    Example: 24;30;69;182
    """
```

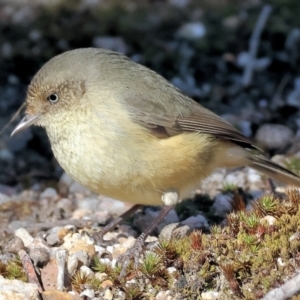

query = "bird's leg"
267;178;276;194
93;204;142;247
118;189;179;277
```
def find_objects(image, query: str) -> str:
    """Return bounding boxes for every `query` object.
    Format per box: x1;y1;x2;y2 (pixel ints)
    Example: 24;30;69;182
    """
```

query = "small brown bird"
11;48;300;270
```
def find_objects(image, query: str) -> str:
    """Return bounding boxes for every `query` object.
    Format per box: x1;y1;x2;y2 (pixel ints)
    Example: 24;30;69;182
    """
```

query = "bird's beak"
11;113;41;137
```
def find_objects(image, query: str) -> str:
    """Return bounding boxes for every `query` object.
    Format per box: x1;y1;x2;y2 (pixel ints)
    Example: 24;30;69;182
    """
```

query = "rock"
118;236;136;249
79;289;95;298
0;184;16;196
93;36;128;54
46;227;66;246
14;228;34;248
67;254;79;276
102;280;113;289
223;15;240;29
158;208;180;231
42;290;81;300
40;188;57;199
58;173;92;196
224;171;246;188
159;223;180;241
71;209;92;219
181;214;209;229
80;266;94;278
0;148;14;161
247;168;263;190
67;250;89;271
62;233;95;257
134;208;179;233
0;276;39;300
55;198;74;218
285;28;300;51
145;236;158;243
289;232;300;242
201;291;219;300
77;196;101;211
111;236;136;258
98;197;134;215
171;225;192;239
29;247;50;268
118;224;138;238
58;172;74;195
237;120;252;137
176;22;206;40
4;236;25;254
156;290;174;300
255;124;294;150
287;77;300;108
200;169;227;197
168;0;190;8
212;194;232;217
95;272;108;282
277;257;286;267
0;192;10;205
167;267;177;274
260;215;277;226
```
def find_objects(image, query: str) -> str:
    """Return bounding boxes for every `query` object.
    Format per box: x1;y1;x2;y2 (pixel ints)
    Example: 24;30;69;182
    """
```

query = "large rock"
255;124;294;150
0;276;39;300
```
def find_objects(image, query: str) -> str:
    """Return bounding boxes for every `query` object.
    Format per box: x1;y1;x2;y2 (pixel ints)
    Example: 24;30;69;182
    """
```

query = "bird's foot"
92;205;142;247
92;230;117;247
117;233;146;277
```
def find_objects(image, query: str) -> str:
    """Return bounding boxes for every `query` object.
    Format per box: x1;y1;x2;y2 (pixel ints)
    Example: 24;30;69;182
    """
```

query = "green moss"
91;257;112;274
0;257;27;282
222;182;238;193
70;270;105;293
151;189;300;297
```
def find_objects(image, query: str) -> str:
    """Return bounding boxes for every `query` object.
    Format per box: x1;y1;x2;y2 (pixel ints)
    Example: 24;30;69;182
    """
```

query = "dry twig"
19;248;43;293
242;5;272;87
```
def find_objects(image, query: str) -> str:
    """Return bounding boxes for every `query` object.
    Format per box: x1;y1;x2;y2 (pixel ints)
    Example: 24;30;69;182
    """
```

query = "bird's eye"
47;93;59;104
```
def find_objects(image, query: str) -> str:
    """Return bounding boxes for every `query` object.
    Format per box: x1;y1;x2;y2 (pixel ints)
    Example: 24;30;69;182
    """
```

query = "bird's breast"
48;113;219;205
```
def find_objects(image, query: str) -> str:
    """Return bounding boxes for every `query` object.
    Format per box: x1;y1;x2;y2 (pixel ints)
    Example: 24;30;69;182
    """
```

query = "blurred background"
0;0;300;193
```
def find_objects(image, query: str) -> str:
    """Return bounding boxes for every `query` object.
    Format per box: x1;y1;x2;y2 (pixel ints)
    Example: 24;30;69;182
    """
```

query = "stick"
242;5;272;87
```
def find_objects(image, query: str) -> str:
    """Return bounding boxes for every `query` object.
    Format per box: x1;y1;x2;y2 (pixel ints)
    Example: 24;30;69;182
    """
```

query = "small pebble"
181;214;208;229
80;289;95;298
80;266;94;278
40;187;57;199
102;280;113;289
14;228;34;248
289;232;300;242
255;124;293;150
277;257;286;267
176;22;206;39
260;215;276;226
201;291;219;300
95;272;108;282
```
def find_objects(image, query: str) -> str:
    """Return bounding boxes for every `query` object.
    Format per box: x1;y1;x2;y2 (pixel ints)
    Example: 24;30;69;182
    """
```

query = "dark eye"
47;93;59;104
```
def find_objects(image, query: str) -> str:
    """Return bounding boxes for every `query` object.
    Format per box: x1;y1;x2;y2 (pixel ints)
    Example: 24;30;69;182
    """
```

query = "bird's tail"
248;155;300;187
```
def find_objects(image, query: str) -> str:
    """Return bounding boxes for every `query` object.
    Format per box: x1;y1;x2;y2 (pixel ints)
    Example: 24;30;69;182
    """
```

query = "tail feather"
248;155;300;187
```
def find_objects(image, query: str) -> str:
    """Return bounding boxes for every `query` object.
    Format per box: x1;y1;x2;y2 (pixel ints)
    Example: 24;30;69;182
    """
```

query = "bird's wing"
124;96;259;151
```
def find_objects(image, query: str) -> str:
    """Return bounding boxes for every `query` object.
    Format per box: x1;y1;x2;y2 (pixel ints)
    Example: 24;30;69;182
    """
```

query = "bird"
11;47;300;273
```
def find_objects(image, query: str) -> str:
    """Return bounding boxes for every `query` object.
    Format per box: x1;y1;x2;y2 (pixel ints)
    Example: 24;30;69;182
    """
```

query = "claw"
117;233;146;277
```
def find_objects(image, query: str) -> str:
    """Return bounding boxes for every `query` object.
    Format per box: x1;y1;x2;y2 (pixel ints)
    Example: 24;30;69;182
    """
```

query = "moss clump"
72;189;300;299
0;257;27;282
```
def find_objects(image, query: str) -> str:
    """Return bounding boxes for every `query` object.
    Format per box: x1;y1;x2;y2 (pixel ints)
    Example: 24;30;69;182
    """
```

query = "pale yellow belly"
53;129;239;205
